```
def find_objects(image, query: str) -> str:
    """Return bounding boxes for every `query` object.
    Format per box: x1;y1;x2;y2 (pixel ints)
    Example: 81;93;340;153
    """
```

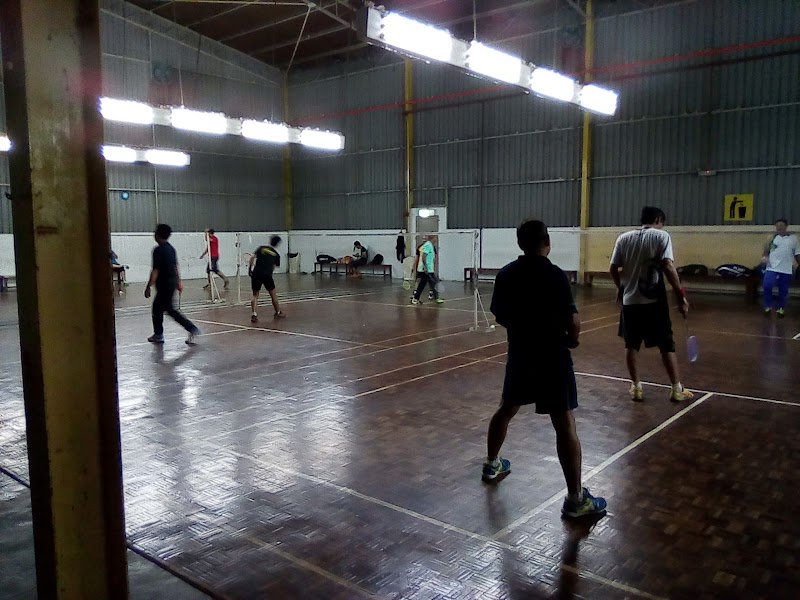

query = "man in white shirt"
609;207;693;403
761;218;800;318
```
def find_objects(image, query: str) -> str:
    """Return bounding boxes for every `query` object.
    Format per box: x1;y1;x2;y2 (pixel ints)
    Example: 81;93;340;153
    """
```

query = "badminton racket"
683;315;698;362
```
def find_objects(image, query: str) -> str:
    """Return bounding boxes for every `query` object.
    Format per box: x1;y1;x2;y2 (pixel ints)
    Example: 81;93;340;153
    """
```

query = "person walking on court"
411;234;443;305
249;235;285;323
761;218;799;317
200;228;230;290
609;206;693;403
146;224;200;345
483;219;607;519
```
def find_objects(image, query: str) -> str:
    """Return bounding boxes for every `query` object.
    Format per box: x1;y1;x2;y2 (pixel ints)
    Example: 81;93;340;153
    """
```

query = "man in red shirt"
200;228;230;290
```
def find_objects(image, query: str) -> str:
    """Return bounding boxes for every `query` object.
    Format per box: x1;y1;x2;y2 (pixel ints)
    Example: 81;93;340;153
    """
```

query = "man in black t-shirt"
248;235;284;323
146;224;200;345
482;220;606;519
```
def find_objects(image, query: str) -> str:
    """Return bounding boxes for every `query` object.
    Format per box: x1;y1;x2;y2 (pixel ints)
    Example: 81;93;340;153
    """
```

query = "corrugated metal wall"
591;0;800;226
289;58;406;230
0;0;285;234
288;0;799;230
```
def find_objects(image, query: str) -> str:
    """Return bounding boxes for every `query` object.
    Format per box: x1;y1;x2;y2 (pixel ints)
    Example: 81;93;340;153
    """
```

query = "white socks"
632;381;642;390
567;490;584;503
672;383;684;392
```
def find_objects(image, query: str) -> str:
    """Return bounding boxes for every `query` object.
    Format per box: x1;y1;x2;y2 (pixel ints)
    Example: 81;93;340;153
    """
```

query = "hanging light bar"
145;148;191;167
466;41;524;86
530;68;578;103
170;107;230;135
95;97;346;150
242;119;290;143
99;97;155;125
102;144;190;167
579;84;619;116
0;136;11;152
101;145;138;163
299;129;345;151
357;3;619;115
380;12;453;62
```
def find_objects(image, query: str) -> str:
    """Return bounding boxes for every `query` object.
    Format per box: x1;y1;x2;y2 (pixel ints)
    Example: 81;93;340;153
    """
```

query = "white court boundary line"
793;332;800;341
492;392;715;540
138;324;484;396
243;534;377;598
193;319;367;345
217;445;664;600
573;371;799;407
206;348;509;438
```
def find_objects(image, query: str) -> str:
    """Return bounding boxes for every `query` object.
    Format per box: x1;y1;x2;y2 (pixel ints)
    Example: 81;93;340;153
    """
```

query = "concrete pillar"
0;1;129;598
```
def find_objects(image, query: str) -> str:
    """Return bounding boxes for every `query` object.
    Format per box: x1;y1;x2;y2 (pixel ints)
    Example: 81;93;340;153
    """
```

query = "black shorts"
501;356;578;414
206;257;220;273
251;272;275;293
352;257;367;267
619;302;675;353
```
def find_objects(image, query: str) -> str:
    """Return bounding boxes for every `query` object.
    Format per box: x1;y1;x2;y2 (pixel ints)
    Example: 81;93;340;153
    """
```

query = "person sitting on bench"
110;250;127;285
350;241;369;277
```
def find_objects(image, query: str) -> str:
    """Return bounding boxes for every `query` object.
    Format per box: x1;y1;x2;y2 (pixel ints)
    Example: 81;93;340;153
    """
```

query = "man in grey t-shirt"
609;207;692;403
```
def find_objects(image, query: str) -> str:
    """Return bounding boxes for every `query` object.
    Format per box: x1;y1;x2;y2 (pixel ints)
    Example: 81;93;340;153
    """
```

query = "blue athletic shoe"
561;487;607;518
482;457;511;482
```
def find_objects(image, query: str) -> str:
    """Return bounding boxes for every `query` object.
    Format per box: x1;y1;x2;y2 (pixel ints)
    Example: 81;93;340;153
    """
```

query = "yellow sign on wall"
724;194;754;221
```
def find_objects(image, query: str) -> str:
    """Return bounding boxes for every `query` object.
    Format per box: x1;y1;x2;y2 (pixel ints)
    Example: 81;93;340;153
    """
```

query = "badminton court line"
793;332;800;341
133;325;486;397
690;327;795;340
193;318;370;345
204;344;509;439
242;534;377;598
492;392;715;541
573;371;800;408
217;451;665;600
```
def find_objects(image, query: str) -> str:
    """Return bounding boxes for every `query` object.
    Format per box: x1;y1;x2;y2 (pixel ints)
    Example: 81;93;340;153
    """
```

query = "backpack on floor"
370;253;384;265
677;264;709;276
715;264;752;278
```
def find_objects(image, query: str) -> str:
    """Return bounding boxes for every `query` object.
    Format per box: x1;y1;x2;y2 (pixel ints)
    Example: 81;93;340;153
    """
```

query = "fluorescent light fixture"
418;208;434;218
380;12;453;62
466;42;523;85
102;145;138;163
170;107;228;134
300;129;345;151
242;120;290;143
0;136;10;152
530;68;577;102
145;149;190;167
99;97;154;125
579;84;619;116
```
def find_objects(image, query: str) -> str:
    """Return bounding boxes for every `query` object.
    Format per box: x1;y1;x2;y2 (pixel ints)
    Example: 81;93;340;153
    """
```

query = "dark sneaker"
186;328;200;345
482;457;511;482
561;487;607;518
147;334;164;344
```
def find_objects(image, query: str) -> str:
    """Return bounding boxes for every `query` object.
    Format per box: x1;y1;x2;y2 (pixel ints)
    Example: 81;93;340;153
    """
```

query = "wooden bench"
314;261;392;279
583;271;764;300
465;267;578;284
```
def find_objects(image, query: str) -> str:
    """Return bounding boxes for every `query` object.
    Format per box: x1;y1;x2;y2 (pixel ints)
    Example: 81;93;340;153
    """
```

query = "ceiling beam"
251;23;348;56
564;0;586;18
184;0;298;28
438;0;546;28
283;40;368;67
218;0;341;42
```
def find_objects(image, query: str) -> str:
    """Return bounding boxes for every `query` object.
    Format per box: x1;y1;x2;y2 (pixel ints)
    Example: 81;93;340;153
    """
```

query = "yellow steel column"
0;1;128;598
403;59;414;232
282;72;293;231
579;0;595;281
